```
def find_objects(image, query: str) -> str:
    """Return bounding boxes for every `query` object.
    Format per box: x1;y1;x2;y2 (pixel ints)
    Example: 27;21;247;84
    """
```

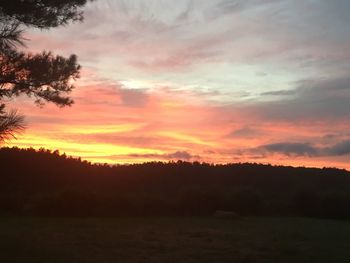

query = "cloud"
11;0;350;170
258;142;318;157
211;0;242;16
206;0;280;20
166;151;198;159
227;127;263;138
116;151;201;161
128;49;218;71
118;88;149;107
260;90;296;96
255;140;350;157
250;76;350;122
75;83;149;108
327;140;350;156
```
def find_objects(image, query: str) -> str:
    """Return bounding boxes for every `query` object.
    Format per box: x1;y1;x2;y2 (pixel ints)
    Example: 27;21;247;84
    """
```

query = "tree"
0;105;25;141
0;0;92;142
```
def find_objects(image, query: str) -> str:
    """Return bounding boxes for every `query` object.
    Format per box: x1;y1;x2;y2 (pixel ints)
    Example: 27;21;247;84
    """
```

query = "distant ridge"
1;147;350;218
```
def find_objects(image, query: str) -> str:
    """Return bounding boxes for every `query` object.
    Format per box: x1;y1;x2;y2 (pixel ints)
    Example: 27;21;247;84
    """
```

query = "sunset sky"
6;0;350;169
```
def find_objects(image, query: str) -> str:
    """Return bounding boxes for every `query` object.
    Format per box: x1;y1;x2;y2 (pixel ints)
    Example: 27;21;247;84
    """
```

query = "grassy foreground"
1;217;350;263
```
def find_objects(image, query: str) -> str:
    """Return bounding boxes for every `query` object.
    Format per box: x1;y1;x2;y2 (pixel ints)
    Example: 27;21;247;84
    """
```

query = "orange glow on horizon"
5;81;350;171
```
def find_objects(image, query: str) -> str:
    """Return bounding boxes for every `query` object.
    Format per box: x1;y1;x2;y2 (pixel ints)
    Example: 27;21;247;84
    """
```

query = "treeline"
1;147;350;219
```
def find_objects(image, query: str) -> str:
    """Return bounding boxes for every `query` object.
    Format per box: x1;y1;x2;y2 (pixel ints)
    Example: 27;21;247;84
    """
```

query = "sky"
6;0;350;169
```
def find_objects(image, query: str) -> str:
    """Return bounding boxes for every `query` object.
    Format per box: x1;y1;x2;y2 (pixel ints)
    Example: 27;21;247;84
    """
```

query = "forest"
1;147;350;219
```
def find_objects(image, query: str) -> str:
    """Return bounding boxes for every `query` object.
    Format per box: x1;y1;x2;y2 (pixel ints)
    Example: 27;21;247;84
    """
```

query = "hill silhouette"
1;147;350;218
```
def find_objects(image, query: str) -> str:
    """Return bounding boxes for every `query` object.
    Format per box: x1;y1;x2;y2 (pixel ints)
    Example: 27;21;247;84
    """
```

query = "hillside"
1;147;350;218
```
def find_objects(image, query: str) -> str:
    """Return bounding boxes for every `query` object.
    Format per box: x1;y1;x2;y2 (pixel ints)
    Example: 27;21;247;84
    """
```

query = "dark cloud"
327;140;350;156
166;151;198;160
114;151;201;161
252;76;350;121
255;140;350;157
258;142;318;157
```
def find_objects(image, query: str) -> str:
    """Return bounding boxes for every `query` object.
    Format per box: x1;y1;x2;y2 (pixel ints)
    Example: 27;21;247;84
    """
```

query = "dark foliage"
0;49;80;106
1;147;350;219
0;0;90;28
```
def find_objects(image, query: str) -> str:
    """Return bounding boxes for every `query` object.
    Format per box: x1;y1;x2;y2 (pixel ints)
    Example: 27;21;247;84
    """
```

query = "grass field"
1;216;350;262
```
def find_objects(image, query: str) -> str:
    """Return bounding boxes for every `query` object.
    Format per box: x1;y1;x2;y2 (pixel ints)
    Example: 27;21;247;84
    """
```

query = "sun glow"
7;134;163;162
62;124;144;134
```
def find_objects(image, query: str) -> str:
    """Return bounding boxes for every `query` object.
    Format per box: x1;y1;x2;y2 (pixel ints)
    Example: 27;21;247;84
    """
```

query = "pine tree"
0;0;92;141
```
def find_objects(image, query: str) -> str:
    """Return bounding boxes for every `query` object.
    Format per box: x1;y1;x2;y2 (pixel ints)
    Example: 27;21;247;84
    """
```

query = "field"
1;217;350;263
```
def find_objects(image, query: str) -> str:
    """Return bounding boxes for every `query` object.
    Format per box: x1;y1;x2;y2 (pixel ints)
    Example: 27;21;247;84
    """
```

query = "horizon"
3;146;349;172
5;0;350;170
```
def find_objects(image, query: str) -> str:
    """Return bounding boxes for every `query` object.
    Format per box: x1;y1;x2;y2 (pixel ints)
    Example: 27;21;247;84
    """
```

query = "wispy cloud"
6;0;350;169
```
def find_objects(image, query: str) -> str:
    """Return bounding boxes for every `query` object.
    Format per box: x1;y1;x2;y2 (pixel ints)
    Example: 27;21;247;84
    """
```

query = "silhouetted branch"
0;18;26;50
0;106;25;141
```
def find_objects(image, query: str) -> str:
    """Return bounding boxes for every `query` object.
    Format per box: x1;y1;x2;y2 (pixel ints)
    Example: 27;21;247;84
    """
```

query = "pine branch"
0;109;26;142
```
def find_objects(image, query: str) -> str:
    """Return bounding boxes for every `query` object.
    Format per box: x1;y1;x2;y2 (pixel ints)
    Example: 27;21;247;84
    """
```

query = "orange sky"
6;80;350;170
5;0;350;170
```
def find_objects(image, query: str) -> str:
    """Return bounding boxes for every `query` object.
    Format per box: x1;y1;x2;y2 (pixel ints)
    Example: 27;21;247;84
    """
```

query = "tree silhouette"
1;146;350;218
0;0;91;141
0;105;25;141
